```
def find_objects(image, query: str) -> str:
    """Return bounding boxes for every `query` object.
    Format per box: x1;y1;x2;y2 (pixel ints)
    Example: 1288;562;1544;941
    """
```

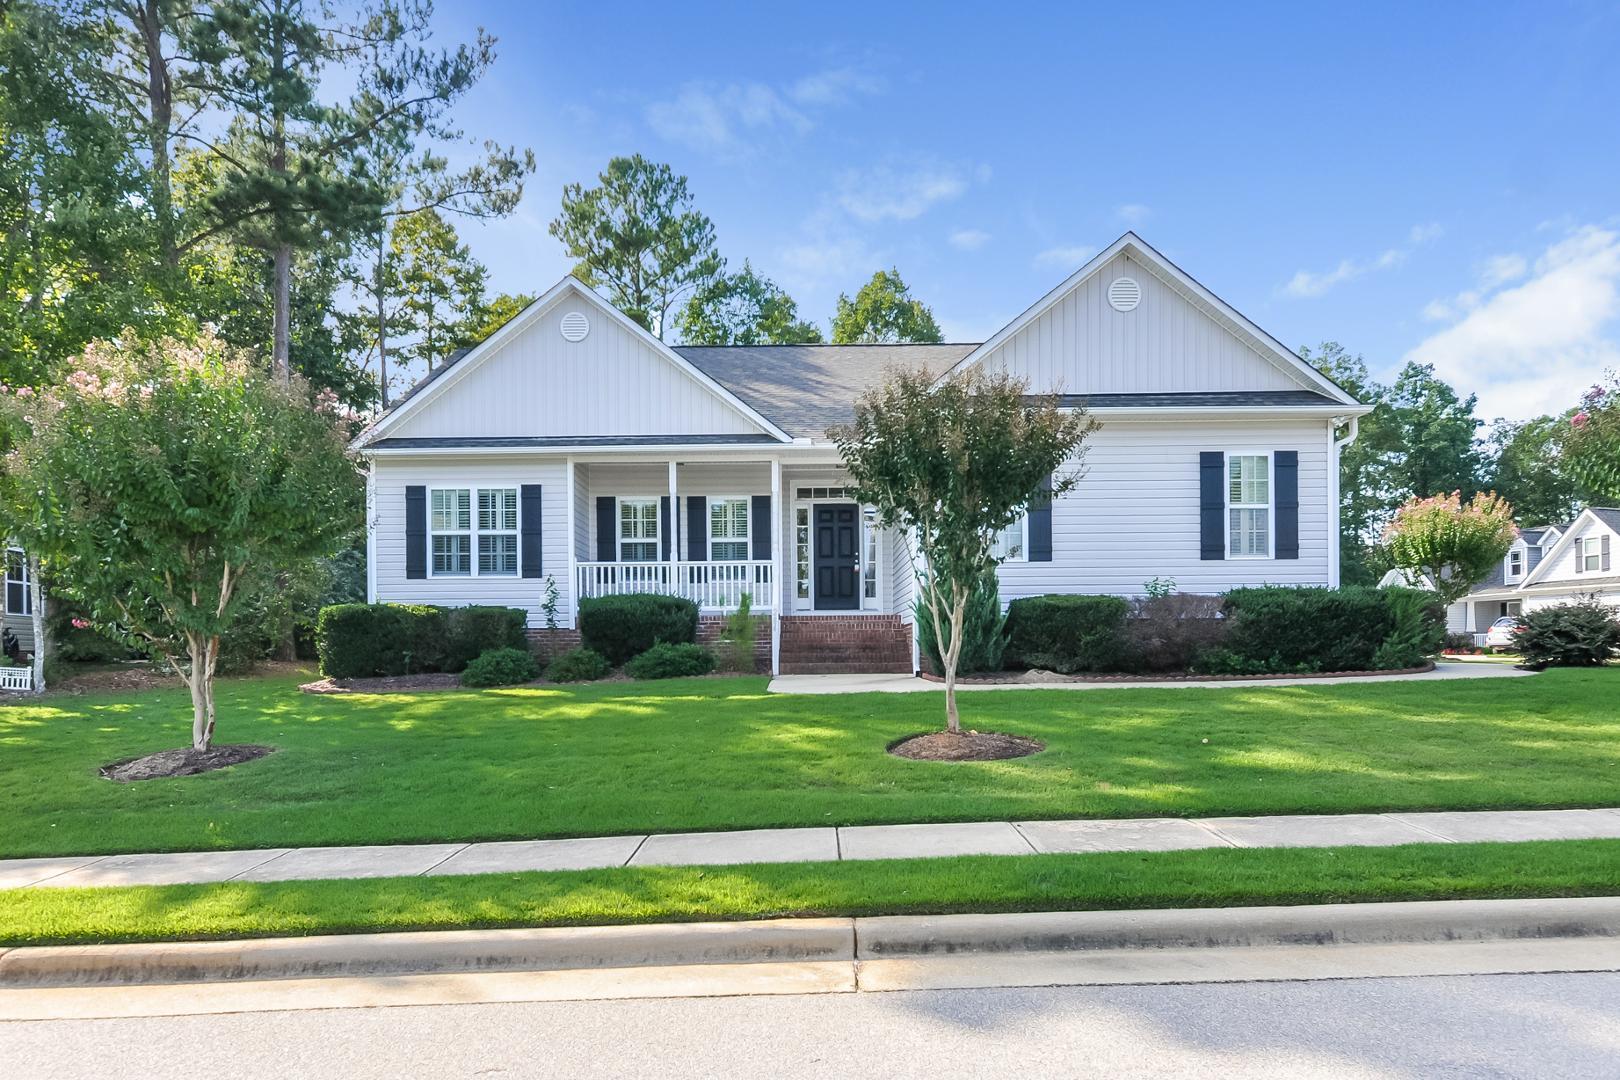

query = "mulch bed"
888;730;1045;762
100;744;275;783
918;661;1436;685
300;673;464;694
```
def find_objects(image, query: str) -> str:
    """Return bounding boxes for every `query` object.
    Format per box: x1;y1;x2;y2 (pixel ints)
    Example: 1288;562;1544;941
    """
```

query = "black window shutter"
520;484;543;578
751;495;772;560
1199;452;1225;560
1027;474;1054;562
1274;451;1300;560
405;486;427;579
660;496;672;560
595;496;616;561
687;496;708;561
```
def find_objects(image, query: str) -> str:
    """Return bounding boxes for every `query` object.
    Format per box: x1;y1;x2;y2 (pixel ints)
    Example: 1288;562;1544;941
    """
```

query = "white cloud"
1034;245;1097;269
1404;225;1620;420
1479;253;1528;288
1421;253;1529;321
834;162;977;223
1283;222;1443;298
645;67;880;154
948;228;991;251
787;67;884;107
1115;203;1152;225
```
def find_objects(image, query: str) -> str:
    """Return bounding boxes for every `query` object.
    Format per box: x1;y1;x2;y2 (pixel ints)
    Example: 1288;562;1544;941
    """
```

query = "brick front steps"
778;614;913;675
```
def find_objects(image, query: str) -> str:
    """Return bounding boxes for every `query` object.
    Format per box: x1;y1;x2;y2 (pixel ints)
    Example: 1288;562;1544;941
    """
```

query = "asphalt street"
6;970;1619;1079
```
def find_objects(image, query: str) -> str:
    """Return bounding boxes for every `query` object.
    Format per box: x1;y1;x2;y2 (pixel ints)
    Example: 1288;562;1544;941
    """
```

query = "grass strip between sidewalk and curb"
3;839;1619;947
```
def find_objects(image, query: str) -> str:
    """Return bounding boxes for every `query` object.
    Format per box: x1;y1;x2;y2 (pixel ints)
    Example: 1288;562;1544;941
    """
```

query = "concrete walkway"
768;660;1538;695
5;806;1618;891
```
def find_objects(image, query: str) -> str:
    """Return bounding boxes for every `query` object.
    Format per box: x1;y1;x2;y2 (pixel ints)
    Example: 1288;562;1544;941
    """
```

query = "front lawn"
3;840;1618;946
4;668;1619;859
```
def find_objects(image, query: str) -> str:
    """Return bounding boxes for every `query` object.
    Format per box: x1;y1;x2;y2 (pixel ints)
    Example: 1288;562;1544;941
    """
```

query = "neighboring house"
1443;509;1620;641
3;544;35;657
351;232;1371;674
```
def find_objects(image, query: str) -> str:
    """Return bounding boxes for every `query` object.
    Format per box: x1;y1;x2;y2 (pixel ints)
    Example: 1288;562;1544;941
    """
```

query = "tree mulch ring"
100;744;275;783
888;730;1045;762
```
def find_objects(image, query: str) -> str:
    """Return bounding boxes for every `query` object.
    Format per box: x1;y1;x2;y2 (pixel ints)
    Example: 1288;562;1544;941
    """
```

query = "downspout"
1329;416;1359;589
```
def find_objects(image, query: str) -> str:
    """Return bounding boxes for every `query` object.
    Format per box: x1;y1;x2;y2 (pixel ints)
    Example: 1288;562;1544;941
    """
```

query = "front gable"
359;279;785;447
1523;509;1618;585
948;234;1358;403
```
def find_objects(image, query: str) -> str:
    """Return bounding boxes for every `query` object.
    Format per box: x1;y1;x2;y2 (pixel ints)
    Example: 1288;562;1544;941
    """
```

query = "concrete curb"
0;918;855;989
853;897;1620;957
4;897;1619;989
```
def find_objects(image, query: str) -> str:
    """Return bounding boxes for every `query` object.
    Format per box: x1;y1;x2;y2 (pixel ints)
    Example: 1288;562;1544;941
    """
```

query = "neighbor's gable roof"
939;232;1364;409
1521;506;1620;586
352;277;791;449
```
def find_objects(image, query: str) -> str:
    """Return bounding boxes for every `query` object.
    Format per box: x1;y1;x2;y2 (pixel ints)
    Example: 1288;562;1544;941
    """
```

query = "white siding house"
353;233;1371;673
1443;509;1620;640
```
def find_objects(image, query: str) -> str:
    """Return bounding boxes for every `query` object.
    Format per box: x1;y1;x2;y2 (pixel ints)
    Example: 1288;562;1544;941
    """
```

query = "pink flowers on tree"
1568;374;1618;500
1382;491;1519;607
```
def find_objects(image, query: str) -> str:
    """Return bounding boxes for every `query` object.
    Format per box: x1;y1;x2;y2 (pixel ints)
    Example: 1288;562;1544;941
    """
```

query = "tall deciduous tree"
1301;342;1399;584
0;332;360;749
1385;361;1484;500
1485;414;1586;526
677;261;823;345
1567;374;1620;504
831;268;943;344
549;155;722;338
460;291;534;345
1383;491;1517;607
832;367;1094;734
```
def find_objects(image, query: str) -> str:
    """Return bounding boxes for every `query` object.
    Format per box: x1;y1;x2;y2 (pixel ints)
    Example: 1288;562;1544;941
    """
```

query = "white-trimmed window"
619;498;660;562
1508;549;1524;579
1578;536;1603;572
1227;454;1271;558
430;488;472;576
990;514;1027;562
5;548;30;616
709;498;750;561
477;489;519;576
863;508;879;600
430;487;518;577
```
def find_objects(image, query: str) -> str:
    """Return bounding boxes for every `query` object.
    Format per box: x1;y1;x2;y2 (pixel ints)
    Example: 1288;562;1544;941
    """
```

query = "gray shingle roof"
369;434;782;450
1591;508;1620;533
675;343;978;438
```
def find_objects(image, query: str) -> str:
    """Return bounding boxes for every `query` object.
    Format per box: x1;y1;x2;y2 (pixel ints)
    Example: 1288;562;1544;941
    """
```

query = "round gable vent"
1107;277;1141;312
559;311;590;342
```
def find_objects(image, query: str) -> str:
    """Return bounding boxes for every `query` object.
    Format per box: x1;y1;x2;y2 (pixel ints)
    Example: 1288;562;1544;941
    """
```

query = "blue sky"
429;1;1620;421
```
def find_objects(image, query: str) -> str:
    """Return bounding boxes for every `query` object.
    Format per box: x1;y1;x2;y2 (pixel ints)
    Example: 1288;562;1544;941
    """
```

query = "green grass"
3;840;1618;946
4;667;1619;859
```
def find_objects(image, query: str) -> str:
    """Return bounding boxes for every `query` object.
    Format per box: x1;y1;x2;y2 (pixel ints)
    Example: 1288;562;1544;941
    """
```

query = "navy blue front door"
813;504;860;610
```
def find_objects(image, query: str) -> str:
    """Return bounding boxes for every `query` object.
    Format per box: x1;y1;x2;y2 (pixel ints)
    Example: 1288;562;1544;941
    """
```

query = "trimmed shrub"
1443;631;1478;652
1124;593;1227;673
1515;599;1620;668
625;642;716;680
444;606;528;672
578;594;699;665
460;646;540;687
1004;594;1129;674
1192;647;1313;676
544;646;611;683
1371;587;1448;670
916;568;1008;674
315;603;448;678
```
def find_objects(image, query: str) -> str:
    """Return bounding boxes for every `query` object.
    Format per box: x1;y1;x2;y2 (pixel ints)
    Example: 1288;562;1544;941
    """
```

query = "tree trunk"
375;231;389;407
186;632;219;751
942;586;967;735
27;555;45;695
136;0;176;267
273;243;292;383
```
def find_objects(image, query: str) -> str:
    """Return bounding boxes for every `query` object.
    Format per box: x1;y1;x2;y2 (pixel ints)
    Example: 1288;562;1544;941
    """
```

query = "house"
351;232;1371;674
3;545;35;656
1442;508;1619;641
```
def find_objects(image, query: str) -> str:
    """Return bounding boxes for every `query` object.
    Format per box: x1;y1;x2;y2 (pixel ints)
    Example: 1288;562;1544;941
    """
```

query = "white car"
1484;616;1520;649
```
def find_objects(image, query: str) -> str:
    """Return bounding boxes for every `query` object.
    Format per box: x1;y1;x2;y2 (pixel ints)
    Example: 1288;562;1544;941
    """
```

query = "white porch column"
667;459;679;579
770;457;782;676
564;456;577;628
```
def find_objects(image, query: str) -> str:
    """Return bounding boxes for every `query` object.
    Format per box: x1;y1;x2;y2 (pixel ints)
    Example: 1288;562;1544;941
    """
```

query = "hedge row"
316;604;527;678
1002;585;1445;676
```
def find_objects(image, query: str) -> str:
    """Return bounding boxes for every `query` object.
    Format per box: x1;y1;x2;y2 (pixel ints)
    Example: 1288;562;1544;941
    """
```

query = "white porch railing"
576;560;774;612
0;665;33;692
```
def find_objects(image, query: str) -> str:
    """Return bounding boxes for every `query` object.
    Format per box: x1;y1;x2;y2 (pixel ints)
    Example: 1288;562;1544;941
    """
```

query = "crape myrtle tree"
0;331;360;750
1382;491;1518;607
1568;374;1620;503
832;366;1095;735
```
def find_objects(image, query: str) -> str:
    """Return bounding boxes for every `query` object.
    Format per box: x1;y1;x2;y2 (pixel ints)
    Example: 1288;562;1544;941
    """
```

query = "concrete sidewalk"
768;660;1537;695
6;806;1619;891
